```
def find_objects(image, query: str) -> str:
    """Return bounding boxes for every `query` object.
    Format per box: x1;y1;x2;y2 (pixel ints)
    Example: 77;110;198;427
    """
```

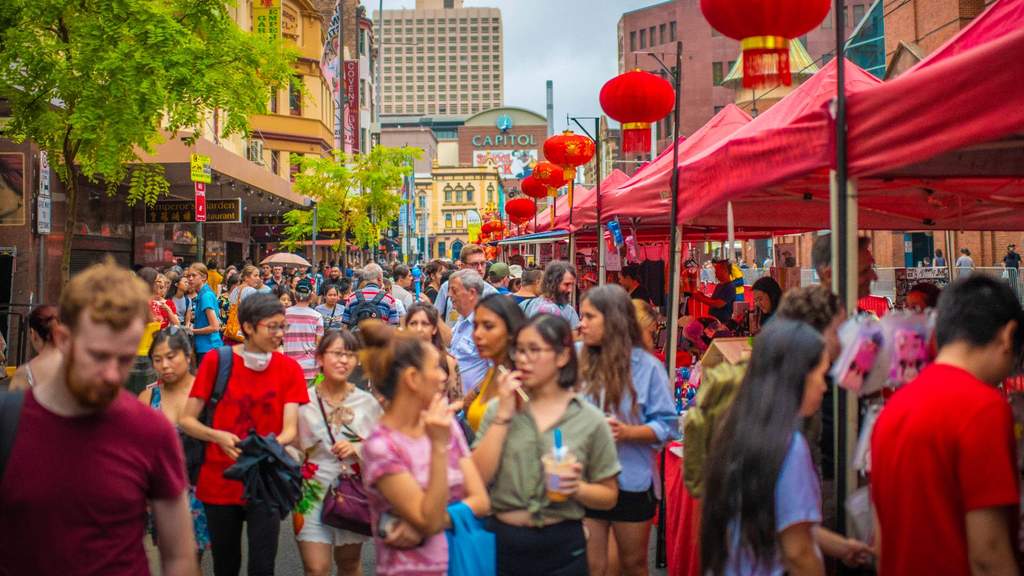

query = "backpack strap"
370;291;387;306
0;389;25;482
203;346;234;427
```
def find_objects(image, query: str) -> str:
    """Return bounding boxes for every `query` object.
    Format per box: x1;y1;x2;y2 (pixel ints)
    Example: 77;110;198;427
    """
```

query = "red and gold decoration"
599;69;675;156
543;130;596;231
700;0;831;88
505;198;536;226
520;175;549;200
533;160;570;228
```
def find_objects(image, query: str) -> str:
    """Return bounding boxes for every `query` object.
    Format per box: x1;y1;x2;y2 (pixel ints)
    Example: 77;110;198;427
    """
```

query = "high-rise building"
375;0;504;118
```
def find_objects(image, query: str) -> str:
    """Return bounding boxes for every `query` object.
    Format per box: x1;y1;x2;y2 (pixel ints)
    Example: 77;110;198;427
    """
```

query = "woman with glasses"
578;285;679;576
472;314;620;576
139;327;211;558
465;294;525;433
294;329;383;576
403;303;461;402
180;293;310;576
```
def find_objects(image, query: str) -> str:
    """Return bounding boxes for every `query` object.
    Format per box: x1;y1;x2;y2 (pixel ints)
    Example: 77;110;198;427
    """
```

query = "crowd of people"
0;236;1022;576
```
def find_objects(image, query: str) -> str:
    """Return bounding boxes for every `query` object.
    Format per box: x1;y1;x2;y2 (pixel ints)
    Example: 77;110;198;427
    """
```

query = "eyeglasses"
467;260;487;269
258;322;289;333
512;345;554;360
324;350;356;361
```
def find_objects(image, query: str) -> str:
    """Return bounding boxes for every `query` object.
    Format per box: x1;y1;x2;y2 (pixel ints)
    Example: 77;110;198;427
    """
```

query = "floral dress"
148;384;212;553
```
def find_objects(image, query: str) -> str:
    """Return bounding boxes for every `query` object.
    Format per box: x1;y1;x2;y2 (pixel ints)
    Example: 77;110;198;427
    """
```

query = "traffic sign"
37;151;51;234
195;181;207;222
190;153;212;183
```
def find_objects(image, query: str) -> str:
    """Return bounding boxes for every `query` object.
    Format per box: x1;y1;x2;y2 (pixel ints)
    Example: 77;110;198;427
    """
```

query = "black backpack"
184;345;234;484
0;389;24;484
346;290;387;328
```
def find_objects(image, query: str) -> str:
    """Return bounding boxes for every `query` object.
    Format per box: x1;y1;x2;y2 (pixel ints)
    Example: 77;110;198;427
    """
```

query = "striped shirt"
284;305;324;381
341;284;400;326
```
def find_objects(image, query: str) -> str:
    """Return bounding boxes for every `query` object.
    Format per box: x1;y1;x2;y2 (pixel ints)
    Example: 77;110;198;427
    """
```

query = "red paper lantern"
521;175;549;199
505;198;536;225
544;131;596;181
700;0;830;88
533;161;568;192
599;70;675;156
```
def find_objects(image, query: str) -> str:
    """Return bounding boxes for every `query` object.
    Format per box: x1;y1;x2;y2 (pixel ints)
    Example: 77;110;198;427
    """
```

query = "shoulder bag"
316;391;373;535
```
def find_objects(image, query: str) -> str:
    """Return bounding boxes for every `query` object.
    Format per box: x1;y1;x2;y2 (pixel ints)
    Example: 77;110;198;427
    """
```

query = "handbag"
223;290;244;343
316;391;373;536
445;501;495;576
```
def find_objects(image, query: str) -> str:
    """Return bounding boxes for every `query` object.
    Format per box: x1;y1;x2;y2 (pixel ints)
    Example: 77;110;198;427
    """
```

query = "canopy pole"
596;117;606;285
666;39;683;377
726;201;735;260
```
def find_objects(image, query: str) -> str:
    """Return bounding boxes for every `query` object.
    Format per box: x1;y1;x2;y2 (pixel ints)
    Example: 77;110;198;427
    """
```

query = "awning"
495;229;570;246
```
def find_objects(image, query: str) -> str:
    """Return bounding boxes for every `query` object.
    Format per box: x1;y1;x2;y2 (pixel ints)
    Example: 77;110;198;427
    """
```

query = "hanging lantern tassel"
549;188;557;229
620;122;652;156
741;36;791;89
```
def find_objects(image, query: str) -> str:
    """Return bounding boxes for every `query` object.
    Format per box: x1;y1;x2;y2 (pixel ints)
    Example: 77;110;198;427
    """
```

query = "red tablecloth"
664;441;701;576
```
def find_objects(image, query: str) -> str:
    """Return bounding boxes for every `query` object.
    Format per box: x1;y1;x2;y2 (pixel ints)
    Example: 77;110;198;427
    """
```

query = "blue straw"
554;428;563;452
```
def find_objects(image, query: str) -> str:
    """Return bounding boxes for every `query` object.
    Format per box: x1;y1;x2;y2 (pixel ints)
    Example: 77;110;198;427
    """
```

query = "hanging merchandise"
624;235;638;263
599;69;676;156
831;316;884;394
700;0;831;88
607;219;624;247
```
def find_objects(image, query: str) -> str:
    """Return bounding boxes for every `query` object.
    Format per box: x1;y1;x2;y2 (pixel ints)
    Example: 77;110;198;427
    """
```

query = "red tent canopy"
531;169;631;233
672;0;1024;231
530;186;589;233
603;104;753;224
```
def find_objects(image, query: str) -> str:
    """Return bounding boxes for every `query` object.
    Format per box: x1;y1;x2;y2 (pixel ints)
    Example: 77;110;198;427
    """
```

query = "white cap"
509;264;524;279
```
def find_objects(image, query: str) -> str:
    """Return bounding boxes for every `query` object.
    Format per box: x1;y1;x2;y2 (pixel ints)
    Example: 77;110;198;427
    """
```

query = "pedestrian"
447;269;491;396
140;327;212;558
179;293;310;576
140;268;180;329
872;275;1024;575
8;304;61;391
465;294;526;433
934;249;946;267
618;264;651;304
404;303;462;402
207;260;224;295
315;285;346;331
688;259;736;328
751;275;783;331
284;279;325;384
0;261;199;574
578;285;679;576
512;267;542;306
472;314;620;576
266;265;286;289
701;319;834;575
294;329;383;576
521;261;581;330
508;264;524;294
391;264;416;310
812;234;878;299
435;245;498;325
276;285;296;308
219;272;240;322
423;260;445;303
342;263;400;328
632;299;660;356
170;273;195;327
486;262;513;295
359;321;490;576
955;247;975;278
187;263;223;366
905;281;941;312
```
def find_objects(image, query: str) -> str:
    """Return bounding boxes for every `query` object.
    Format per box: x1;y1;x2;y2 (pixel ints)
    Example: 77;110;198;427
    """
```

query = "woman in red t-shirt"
180;293;310;576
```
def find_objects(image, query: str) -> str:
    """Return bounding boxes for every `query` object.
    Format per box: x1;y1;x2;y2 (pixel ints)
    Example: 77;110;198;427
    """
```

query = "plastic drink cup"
542;451;577;502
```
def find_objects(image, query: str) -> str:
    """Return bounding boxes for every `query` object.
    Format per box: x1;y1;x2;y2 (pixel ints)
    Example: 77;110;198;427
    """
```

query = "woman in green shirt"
472;314;620;576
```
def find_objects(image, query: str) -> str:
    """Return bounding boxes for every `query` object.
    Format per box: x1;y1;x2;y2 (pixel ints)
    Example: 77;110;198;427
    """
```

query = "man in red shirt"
872;275;1024;575
0;261;198;575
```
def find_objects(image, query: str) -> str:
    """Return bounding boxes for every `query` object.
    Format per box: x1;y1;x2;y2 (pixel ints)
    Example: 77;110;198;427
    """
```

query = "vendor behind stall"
689;259;736;327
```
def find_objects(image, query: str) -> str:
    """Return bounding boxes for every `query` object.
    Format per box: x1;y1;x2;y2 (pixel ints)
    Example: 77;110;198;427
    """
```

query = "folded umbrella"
223;431;303;520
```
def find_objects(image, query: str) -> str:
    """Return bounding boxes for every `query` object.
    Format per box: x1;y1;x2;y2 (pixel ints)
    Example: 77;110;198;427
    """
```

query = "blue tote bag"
445;502;495;576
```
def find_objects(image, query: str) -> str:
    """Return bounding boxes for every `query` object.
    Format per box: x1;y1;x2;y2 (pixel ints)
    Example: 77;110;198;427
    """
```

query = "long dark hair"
541;261;576;305
752;276;783;318
475;294;526;368
404;303;449;375
701;319;825;575
580;285;643;415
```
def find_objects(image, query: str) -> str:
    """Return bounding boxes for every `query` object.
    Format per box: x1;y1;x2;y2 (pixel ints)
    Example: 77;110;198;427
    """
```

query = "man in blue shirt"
435;244;497;326
690;259;736;327
447;269;489;395
187;263;223;365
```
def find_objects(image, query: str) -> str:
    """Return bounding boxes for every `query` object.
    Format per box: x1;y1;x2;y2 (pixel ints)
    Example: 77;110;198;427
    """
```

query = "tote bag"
445;501;495;576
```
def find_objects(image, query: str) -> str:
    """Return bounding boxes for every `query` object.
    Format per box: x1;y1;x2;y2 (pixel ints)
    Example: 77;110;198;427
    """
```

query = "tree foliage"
282;146;421;265
0;0;297;279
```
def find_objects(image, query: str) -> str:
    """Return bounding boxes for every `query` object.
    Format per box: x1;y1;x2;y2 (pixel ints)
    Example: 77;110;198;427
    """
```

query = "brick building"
884;0;992;76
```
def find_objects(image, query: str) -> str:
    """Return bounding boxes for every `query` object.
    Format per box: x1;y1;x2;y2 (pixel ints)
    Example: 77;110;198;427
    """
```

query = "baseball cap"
488;262;511;280
508;264;524;279
296;278;313;295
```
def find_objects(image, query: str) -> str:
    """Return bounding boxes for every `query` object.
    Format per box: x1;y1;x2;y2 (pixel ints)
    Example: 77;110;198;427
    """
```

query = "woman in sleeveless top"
9;305;61;392
138;327;211;555
464;294;525;432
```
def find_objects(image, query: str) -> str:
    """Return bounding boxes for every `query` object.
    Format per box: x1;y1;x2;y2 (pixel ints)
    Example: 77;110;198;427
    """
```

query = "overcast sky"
376;0;656;132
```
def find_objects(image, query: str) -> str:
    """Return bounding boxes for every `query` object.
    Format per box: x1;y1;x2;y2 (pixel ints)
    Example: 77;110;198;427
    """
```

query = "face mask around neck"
240;348;272;372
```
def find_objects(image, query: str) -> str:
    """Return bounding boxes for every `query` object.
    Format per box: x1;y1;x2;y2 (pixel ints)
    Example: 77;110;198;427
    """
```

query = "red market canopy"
531;169;631;233
673;0;1024;231
530;186;589;233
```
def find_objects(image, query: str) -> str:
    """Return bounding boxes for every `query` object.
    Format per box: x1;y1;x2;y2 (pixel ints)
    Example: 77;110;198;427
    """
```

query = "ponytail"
358;320;429;399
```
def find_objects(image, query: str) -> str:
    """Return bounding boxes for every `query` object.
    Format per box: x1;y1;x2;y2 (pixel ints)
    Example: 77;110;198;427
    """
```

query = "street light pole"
568;115;604;284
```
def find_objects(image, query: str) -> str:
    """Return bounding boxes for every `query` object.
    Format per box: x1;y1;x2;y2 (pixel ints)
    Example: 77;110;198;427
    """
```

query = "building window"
359;29;367;55
438;241;446;257
466;185;474;202
455;213;464;228
444;185;453;202
649;26;656;45
289;77;303;116
712;62;724;85
456;189;463;202
659;23;666;45
271;150;280;175
670;21;677;41
852;3;866;25
269;89;278;114
639;29;646;49
445;213;452;228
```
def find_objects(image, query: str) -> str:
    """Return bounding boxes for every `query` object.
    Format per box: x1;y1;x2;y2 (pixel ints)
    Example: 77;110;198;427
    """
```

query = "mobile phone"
378;512;398;539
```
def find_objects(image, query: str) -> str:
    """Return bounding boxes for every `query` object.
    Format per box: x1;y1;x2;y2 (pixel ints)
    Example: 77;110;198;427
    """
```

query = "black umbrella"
223;430;303;520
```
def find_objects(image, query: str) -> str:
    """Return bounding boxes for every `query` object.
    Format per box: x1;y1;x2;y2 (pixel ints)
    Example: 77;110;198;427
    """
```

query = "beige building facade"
427;164;501;260
375;0;503;118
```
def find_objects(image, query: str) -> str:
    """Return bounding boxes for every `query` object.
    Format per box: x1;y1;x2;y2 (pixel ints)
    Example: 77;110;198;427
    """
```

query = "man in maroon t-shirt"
872;275;1024;575
0;261;198;575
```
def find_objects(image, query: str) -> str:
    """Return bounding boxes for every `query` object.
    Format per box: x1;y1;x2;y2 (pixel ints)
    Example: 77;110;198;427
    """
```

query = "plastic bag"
832;316;883;394
445;501;495;576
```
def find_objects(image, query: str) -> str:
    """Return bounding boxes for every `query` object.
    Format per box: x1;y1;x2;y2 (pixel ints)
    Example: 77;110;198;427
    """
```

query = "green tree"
0;0;296;280
282;146;421;268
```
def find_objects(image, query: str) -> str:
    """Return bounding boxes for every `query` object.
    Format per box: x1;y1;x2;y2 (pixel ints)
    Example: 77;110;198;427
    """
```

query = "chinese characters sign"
145;199;242;224
253;0;282;40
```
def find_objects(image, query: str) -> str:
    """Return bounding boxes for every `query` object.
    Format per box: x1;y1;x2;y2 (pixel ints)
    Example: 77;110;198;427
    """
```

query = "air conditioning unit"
247;139;265;165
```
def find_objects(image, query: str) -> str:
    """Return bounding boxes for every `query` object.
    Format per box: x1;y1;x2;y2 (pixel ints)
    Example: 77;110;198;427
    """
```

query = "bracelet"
492;416;512;426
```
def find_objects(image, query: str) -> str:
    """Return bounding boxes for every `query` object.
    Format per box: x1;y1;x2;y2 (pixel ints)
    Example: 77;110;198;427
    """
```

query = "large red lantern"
544;131;596;183
521;175;548;200
599;70;675;156
533;161;567;191
505;198;535;225
700;0;830;88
